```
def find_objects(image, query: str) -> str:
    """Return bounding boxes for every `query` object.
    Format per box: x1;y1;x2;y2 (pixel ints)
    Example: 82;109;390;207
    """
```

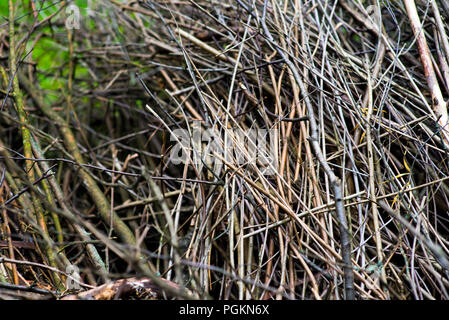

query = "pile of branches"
1;0;449;300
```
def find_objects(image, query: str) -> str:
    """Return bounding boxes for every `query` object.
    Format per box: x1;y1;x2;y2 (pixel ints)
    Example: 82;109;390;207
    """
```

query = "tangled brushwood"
1;0;449;300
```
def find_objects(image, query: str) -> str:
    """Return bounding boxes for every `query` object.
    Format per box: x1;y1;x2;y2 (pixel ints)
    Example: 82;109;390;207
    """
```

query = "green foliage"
0;1;8;18
32;37;67;104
